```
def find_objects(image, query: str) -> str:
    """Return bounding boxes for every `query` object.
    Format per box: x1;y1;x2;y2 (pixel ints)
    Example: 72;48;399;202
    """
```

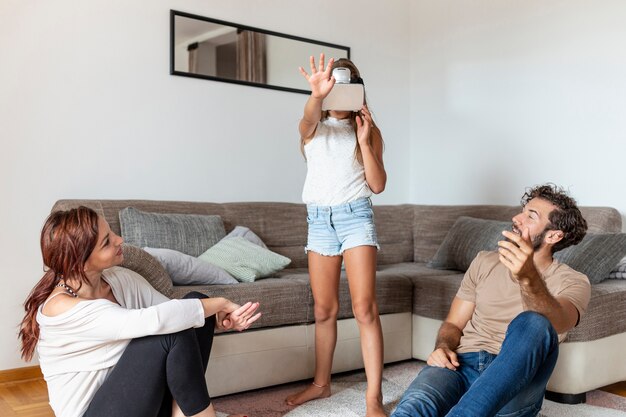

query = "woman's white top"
302;117;372;206
36;267;205;417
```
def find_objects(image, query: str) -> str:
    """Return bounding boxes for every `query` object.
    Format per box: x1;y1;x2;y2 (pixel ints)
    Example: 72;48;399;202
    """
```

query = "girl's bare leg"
344;245;386;417
286;252;342;405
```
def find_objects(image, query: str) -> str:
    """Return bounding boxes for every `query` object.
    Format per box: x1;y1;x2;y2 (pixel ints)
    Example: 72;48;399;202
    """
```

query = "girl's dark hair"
19;206;99;361
521;184;588;253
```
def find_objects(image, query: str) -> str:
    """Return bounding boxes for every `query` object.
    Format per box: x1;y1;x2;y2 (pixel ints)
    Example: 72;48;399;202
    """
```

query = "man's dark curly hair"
521;184;588;254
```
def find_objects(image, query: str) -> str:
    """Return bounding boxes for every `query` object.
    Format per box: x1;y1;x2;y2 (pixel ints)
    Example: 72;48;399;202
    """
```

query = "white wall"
265;36;348;89
409;0;626;230
5;0;625;374
0;0;410;370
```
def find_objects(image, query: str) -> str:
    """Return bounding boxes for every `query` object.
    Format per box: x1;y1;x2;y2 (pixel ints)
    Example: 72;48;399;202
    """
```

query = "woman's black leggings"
84;292;214;417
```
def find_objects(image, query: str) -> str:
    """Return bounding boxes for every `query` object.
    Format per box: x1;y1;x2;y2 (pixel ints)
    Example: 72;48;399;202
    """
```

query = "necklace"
56;282;78;298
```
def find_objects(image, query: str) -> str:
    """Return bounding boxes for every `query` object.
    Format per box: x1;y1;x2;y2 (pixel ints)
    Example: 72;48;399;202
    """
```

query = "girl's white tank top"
302;117;372;206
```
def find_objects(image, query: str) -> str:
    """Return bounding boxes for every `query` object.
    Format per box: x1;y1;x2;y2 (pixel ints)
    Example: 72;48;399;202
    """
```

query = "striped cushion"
555;233;626;284
199;237;291;282
119;207;225;257
426;216;510;271
608;256;626;279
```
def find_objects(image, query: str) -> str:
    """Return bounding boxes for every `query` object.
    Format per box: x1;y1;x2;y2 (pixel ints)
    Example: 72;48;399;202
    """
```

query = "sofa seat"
567;279;626;342
171;263;416;329
170;275;312;329
336;264;415;319
405;264;626;343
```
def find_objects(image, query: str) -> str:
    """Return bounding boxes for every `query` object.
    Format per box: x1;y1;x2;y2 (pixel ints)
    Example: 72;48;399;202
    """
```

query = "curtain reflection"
237;30;267;83
188;43;199;74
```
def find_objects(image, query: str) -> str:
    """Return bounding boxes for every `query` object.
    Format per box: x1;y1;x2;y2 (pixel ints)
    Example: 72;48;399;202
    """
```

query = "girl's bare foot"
365;396;387;417
285;382;331;406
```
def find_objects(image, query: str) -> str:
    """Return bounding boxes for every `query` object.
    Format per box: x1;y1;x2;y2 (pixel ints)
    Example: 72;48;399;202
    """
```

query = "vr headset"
321;67;365;111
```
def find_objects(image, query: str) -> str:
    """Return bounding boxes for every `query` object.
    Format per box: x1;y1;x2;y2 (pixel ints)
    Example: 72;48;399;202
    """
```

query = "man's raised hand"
498;228;540;282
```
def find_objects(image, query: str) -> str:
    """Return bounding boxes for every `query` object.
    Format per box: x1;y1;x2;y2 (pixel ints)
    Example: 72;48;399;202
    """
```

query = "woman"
19;206;259;417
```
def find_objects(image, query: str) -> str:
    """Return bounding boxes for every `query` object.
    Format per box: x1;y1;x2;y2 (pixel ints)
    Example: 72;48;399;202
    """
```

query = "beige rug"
213;360;626;417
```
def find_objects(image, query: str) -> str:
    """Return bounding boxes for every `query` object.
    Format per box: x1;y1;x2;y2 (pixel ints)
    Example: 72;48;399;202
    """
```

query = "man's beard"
511;225;549;250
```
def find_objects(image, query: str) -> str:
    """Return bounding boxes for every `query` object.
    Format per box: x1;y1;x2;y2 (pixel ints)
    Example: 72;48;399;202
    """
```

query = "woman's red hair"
19;206;99;361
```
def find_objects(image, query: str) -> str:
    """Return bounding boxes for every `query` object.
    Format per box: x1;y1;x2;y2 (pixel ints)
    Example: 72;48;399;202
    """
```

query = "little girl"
286;54;387;417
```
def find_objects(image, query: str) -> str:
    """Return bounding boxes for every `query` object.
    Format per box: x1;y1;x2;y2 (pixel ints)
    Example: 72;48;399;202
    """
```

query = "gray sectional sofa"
51;199;626;403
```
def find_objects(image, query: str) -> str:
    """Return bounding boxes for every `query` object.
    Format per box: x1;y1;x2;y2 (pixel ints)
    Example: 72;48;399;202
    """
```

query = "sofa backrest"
412;205;623;263
52;200;311;268
51;200;622;268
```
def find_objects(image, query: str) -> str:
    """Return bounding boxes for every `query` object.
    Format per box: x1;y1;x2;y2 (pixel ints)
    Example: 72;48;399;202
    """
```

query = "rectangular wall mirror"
170;10;350;94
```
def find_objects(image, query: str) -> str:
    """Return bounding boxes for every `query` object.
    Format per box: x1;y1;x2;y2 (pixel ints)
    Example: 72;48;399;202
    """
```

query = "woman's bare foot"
285;382;331;406
365;396;387;417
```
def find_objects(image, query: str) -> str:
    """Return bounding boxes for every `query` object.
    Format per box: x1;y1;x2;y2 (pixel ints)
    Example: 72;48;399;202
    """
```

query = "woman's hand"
299;53;335;99
219;301;262;332
356;105;373;147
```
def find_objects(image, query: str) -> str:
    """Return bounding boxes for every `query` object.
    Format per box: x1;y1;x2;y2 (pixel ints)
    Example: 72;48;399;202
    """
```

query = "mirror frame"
170;10;351;95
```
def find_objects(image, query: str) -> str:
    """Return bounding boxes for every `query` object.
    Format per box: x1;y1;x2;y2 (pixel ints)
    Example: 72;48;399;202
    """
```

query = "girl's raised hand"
299;53;335;99
356;105;373;146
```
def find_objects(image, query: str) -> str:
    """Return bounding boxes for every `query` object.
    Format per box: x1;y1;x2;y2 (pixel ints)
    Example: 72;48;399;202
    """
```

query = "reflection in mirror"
170;10;350;94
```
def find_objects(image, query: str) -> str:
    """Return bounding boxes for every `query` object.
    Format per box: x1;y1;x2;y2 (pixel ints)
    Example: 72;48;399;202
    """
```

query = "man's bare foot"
285;382;331;406
365;396;387;417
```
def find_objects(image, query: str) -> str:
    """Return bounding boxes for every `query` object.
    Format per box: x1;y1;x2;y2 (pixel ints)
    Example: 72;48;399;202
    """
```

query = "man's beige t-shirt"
456;251;591;355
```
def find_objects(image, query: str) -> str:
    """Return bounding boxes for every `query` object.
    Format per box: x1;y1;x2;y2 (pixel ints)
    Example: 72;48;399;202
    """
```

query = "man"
392;184;591;417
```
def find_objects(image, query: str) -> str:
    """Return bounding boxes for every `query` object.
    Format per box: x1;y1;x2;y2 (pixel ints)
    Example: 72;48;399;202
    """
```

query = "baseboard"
0;365;43;384
545;390;587;404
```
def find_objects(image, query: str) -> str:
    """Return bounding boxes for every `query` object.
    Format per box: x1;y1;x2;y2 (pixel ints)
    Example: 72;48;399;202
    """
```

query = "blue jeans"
392;311;559;417
305;197;379;256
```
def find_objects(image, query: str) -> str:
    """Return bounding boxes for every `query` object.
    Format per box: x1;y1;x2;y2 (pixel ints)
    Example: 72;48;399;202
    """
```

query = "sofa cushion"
373;205;415;264
555;233;626;284
225;225;268;249
143;247;238;286
413;206;519;263
336;264;415;320
566;279;626;342
609;256;626;279
169;274;311;330
427;216;510;271
119;244;173;298
411;205;623;264
220;202;309;269
198;237;291;282
119;207;226;256
409;269;465;321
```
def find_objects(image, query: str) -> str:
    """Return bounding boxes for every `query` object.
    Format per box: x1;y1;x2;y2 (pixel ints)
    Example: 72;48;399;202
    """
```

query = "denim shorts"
305;197;380;256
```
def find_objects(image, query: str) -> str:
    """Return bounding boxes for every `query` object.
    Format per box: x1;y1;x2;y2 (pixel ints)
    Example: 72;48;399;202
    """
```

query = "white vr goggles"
321;67;365;111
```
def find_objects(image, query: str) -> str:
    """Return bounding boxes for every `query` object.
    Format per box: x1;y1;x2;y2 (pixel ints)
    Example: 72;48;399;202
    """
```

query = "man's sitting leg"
447;311;559;417
391;360;471;417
